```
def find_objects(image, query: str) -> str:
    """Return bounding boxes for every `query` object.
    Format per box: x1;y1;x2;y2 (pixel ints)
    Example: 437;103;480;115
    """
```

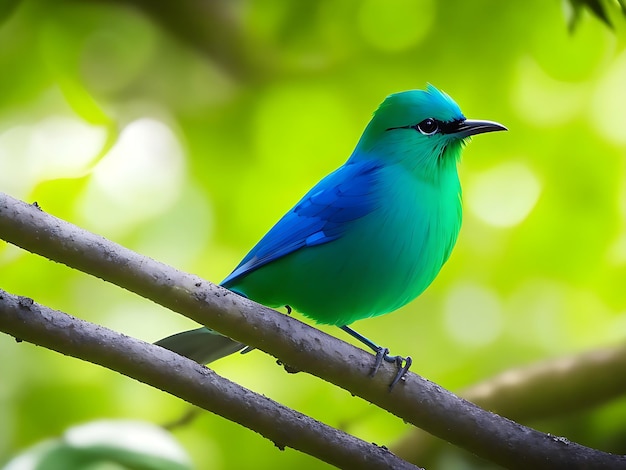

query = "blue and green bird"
156;85;506;385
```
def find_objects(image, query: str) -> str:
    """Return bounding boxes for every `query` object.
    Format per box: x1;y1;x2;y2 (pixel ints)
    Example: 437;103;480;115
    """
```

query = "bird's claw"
369;347;389;377
369;347;412;390
389;355;412;389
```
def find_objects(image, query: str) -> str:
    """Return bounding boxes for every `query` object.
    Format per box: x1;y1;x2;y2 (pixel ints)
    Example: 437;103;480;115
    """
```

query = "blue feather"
221;160;381;287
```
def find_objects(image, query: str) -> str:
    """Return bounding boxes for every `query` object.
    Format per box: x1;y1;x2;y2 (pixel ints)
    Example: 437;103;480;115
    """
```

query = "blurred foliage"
4;420;191;470
565;0;626;31
0;0;625;469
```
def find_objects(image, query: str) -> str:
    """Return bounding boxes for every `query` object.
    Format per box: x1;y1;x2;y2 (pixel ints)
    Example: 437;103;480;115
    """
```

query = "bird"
155;84;506;387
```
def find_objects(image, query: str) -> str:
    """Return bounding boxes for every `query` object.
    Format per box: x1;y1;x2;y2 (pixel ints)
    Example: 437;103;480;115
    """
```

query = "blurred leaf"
565;0;626;31
4;420;192;470
39;18;112;127
37;12;120;169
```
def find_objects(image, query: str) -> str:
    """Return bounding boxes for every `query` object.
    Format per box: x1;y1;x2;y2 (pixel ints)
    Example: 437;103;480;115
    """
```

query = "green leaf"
5;420;193;470
565;0;626;31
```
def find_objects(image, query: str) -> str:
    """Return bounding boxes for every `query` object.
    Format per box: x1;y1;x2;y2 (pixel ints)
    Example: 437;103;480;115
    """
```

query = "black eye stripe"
439;118;465;134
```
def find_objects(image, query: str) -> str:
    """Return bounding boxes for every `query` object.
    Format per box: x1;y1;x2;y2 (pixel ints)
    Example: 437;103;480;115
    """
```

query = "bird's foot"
339;325;412;390
369;347;413;390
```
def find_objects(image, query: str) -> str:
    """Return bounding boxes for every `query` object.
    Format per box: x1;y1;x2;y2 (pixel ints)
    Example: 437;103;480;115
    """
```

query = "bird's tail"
154;327;246;364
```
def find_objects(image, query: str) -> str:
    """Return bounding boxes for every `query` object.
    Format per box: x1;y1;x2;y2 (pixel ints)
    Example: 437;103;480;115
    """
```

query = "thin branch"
392;343;626;463
0;289;418;470
1;192;625;470
467;344;626;420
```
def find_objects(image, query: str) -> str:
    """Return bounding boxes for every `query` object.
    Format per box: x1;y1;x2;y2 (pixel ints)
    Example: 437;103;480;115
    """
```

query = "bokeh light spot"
78;118;185;235
28;117;107;179
444;282;502;347
466;161;541;227
609;232;626;265
507;279;615;351
0;117;106;197
513;57;586;126
591;49;626;145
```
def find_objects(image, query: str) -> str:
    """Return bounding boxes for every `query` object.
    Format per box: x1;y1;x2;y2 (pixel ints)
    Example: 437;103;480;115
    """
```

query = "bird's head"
353;84;506;181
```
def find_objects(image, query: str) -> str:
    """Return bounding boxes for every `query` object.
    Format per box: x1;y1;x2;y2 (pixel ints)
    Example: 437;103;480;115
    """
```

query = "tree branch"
0;289;418;470
468;344;626;420
392;343;626;463
1;191;625;470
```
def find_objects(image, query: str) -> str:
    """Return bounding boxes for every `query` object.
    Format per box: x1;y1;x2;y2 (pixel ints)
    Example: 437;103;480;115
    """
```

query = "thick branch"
0;289;417;470
1;192;625;469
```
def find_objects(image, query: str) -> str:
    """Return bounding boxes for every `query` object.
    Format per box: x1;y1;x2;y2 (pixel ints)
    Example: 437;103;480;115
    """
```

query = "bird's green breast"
230;164;462;326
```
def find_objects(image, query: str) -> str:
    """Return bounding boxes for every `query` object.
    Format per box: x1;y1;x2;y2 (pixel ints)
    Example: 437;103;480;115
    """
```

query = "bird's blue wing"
221;160;382;287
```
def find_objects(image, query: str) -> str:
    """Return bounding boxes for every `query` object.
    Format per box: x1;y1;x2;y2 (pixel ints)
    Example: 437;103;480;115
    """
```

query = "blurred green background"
0;0;625;468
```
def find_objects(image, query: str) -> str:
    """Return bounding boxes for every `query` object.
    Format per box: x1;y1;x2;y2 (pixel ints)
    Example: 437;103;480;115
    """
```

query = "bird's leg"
285;305;292;315
340;325;412;389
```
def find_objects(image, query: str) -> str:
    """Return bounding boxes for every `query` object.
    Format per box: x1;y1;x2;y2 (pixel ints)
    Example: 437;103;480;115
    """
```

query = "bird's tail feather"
154;327;246;364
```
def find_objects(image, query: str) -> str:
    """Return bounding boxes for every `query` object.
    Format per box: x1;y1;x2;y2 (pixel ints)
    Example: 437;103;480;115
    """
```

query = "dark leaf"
566;0;626;31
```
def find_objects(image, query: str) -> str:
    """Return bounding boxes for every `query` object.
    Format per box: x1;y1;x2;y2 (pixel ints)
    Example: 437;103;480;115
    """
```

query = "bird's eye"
416;118;438;135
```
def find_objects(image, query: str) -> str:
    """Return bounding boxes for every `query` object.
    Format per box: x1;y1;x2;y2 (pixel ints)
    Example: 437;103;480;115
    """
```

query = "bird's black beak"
453;119;507;138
